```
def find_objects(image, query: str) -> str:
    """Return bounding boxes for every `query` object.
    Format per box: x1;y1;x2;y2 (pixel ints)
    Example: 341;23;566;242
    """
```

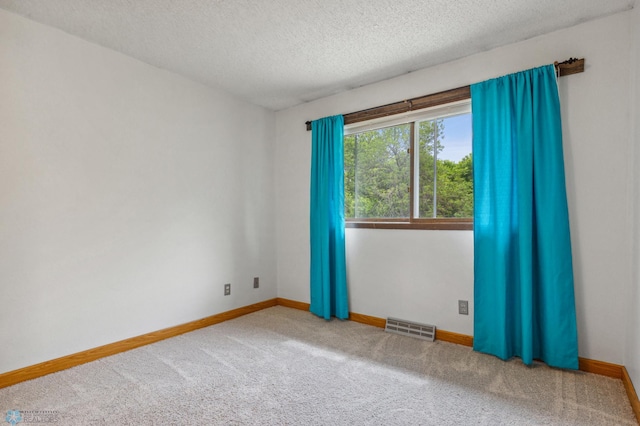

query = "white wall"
0;9;276;374
276;11;633;363
627;4;640;389
2;6;634;377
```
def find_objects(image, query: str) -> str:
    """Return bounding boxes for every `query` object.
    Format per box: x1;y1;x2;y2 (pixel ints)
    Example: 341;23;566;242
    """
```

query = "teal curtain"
310;115;349;320
471;65;578;369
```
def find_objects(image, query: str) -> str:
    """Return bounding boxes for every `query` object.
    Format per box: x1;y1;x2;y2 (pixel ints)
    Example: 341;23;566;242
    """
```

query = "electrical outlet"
253;277;259;289
458;300;469;315
224;283;231;296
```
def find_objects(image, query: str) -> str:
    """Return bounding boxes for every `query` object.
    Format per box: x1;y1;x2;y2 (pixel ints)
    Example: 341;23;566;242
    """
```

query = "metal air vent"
385;317;435;342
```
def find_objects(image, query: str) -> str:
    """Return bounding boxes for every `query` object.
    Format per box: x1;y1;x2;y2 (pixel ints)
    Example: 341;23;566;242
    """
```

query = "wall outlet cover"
458;300;469;315
224;283;231;296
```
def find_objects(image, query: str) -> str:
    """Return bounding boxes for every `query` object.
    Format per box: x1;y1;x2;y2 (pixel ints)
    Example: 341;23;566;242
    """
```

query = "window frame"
344;99;473;231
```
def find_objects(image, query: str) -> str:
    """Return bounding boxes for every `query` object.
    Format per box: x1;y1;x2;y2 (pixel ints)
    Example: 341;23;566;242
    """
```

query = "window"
344;100;472;230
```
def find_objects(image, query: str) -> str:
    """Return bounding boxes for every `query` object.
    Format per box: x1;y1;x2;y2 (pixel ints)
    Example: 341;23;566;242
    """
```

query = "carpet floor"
1;306;636;425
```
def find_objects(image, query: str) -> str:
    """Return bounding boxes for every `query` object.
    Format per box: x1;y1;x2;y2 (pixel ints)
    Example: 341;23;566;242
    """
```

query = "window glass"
345;124;410;218
344;103;472;223
416;114;473;218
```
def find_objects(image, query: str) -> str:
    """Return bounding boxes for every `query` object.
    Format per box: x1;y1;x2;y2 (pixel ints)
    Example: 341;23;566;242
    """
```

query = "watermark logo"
5;411;22;426
4;410;59;424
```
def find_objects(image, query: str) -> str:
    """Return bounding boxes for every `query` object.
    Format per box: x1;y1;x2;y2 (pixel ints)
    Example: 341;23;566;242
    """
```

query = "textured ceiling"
0;0;635;110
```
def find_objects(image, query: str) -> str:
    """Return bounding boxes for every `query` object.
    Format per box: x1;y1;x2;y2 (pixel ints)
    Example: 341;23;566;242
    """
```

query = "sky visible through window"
439;114;472;162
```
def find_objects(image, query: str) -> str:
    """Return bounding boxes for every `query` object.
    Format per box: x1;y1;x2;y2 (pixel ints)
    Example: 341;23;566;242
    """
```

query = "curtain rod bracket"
555;57;581;66
554;57;584;77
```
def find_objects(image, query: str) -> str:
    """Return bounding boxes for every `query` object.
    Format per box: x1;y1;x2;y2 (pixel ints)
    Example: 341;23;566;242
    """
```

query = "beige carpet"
1;306;636;425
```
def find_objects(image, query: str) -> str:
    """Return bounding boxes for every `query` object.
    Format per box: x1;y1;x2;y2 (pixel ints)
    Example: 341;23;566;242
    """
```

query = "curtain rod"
305;58;584;131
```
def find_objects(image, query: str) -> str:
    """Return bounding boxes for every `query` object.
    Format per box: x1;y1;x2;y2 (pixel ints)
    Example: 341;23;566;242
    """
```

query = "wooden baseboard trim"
349;312;387;328
578;357;623;379
341;310;475;347
0;298;278;389
279;299;477;347
274;298;387;328
436;329;474;347
623;367;640;423
275;297;310;311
